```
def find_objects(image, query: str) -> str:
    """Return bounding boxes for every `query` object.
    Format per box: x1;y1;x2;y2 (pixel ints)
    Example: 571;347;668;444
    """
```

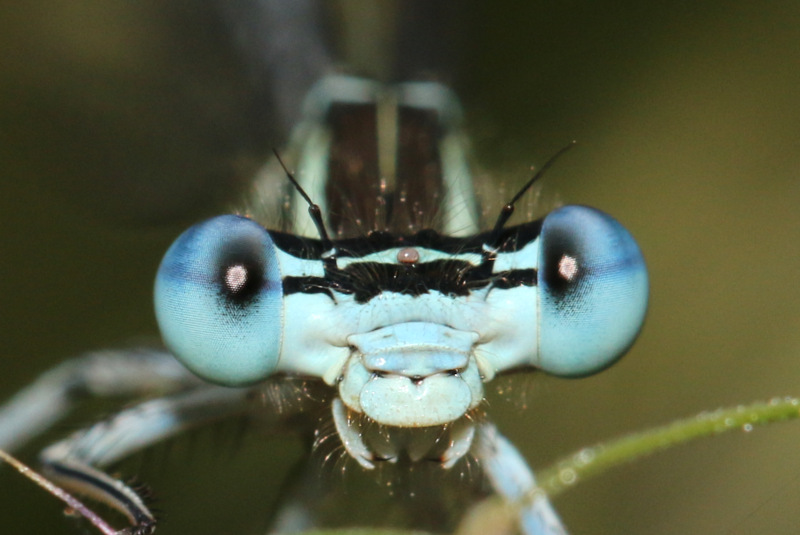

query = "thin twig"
0;449;120;535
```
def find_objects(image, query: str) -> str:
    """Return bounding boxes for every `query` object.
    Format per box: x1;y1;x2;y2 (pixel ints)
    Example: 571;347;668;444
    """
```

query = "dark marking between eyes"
284;261;537;303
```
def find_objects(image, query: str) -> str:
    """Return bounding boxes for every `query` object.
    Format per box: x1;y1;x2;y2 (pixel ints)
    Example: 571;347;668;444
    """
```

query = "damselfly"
0;51;648;535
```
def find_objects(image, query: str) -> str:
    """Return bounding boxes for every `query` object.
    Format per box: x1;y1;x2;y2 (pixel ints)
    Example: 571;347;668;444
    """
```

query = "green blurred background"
2;2;800;534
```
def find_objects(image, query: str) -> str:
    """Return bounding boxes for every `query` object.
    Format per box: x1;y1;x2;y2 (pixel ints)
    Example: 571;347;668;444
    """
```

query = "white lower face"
338;322;485;427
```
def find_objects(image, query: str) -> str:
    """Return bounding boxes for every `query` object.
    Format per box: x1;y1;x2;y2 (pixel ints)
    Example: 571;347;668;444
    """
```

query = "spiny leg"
0;348;200;452
266;454;329;535
39;385;254;534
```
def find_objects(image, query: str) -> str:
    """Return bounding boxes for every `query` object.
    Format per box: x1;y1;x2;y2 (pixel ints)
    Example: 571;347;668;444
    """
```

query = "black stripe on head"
284;262;537;303
269;219;544;259
277;219;544;303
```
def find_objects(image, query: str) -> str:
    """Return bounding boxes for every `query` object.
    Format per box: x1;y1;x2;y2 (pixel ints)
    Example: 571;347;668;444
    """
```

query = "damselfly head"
155;78;647;434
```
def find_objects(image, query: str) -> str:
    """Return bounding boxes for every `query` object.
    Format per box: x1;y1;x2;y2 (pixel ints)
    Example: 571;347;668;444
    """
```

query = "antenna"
485;141;577;252
272;149;338;264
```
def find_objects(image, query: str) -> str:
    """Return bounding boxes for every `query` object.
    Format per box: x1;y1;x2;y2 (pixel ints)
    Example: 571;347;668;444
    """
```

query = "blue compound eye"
536;205;648;377
154;215;283;385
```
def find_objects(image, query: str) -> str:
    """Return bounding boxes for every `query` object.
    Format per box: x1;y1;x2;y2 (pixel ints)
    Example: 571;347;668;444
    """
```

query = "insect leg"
266;456;328;534
39;385;253;534
473;423;568;535
0;348;200;452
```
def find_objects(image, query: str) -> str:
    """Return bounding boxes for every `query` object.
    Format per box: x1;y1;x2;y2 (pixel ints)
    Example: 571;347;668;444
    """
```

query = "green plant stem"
456;397;800;535
533;397;800;499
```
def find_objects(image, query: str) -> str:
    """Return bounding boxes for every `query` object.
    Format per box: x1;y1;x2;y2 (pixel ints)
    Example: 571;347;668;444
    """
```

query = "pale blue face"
154;205;648;427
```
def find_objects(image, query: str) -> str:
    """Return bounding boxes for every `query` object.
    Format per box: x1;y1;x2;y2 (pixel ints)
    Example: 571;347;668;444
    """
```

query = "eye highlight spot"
397;247;420;264
558;254;579;281
225;264;249;293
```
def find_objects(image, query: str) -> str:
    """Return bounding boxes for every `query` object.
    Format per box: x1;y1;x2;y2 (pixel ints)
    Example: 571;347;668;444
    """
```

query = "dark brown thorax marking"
325;99;444;237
